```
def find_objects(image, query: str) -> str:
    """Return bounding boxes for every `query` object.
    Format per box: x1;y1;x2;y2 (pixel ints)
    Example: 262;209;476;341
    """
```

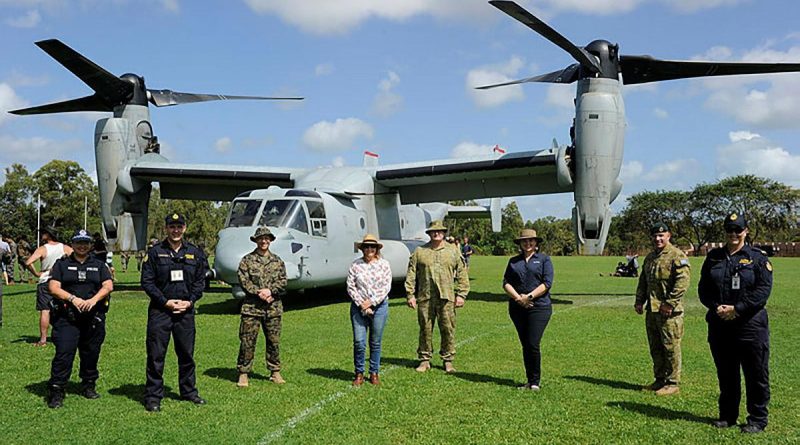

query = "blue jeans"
351;299;388;374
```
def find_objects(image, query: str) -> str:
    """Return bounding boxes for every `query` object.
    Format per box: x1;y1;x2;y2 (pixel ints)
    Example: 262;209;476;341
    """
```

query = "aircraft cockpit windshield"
259;200;311;235
227;199;262;227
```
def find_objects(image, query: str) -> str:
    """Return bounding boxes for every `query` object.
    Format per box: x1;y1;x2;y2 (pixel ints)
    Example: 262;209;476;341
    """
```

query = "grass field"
1;255;798;444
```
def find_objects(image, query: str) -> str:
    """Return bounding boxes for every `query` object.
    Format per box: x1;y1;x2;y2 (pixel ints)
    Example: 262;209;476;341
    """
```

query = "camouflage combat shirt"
237;249;287;318
635;243;691;313
405;242;469;303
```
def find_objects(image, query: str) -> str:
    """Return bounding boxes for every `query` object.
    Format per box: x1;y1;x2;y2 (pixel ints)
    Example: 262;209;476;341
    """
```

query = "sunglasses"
361;245;378;249
725;227;745;234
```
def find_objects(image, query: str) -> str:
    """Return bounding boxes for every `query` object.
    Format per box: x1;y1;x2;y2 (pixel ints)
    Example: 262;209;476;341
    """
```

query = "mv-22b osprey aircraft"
11;1;800;297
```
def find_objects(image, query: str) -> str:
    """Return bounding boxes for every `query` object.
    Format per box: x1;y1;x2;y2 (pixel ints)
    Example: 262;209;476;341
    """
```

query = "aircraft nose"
213;227;255;284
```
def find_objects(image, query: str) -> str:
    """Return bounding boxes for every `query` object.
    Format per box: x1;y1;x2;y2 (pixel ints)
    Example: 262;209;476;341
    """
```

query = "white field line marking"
257;294;628;444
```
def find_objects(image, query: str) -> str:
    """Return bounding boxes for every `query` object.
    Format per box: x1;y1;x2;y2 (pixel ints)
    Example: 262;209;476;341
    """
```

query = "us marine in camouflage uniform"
405;220;469;374
635;222;691;396
236;226;287;387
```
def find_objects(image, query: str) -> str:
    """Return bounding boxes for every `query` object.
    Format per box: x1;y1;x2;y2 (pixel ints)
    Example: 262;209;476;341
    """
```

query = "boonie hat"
425;220;448;233
250;226;276;242
165;213;187;225
723;212;747;231
514;228;543;244
71;229;92;243
356;234;383;250
650;222;670;235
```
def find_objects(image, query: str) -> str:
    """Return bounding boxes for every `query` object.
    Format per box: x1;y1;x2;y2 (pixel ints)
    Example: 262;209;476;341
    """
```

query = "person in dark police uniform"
141;213;209;412
698;212;773;434
45;229;113;408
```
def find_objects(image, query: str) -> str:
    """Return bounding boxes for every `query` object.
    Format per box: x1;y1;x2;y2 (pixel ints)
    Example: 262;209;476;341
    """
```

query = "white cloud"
619;160;644;182
545;84;574;109
243;0;489;36
664;0;746;13
537;0;643;15
0;135;82;163
159;0;179;13
302;117;373;153
315;63;334;76
653;108;669;119
0;83;28;125
372;71;403;117
4;9;40;27
466;56;526;108
716;132;800;187
214;136;233;153
450;141;493;158
643;159;701;182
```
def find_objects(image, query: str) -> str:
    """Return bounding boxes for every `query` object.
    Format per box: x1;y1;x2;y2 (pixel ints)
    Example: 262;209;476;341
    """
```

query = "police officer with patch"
45;229;113;408
634;222;690;396
698;213;772;433
141;213;209;412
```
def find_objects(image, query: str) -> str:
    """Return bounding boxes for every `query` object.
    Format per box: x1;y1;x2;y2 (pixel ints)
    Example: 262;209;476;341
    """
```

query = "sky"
2;0;800;222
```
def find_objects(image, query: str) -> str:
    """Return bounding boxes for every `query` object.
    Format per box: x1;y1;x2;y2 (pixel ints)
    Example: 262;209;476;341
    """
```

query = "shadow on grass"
551;292;630;297
607;401;715;424
563;375;642;391
2;288;38;297
197;298;241;315
25;380;84;398
467;292;574;305
307;368;352;382
11;335;47;344
381;357;420;370
108;383;180;403
204;367;269;382
452;371;518;388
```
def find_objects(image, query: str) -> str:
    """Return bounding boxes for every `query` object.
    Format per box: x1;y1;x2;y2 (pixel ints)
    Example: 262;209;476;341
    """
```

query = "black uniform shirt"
698;245;772;322
141;239;208;308
50;254;112;299
503;252;554;308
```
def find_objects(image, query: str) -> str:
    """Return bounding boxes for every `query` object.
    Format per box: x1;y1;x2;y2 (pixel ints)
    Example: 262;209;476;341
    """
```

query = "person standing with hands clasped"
634;222;690;396
45;229;113;408
346;234;392;386
141;213;209;412
236;226;287;387
503;229;553;391
698;213;773;434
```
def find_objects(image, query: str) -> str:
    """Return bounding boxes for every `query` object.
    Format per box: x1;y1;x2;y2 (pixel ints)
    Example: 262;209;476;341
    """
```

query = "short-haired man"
26;227;72;346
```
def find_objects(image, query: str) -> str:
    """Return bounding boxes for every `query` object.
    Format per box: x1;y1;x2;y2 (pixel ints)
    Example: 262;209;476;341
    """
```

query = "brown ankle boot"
270;371;286;385
369;373;380;385
353;373;365;386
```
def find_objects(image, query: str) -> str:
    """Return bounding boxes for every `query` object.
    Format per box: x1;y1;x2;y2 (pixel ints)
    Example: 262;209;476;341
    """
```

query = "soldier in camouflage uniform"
634;222;691;396
405;220;469;374
236;226;287;387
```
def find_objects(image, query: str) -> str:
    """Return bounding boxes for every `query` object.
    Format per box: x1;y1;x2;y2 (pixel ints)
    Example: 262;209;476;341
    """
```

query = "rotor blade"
489;1;600;73
147;89;304;107
35;39;133;103
9;94;111;115
620;55;800;85
476;64;580;89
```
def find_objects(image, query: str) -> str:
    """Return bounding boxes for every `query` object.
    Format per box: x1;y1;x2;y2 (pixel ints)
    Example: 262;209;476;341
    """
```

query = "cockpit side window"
226;199;263;227
306;200;327;237
260;200;309;234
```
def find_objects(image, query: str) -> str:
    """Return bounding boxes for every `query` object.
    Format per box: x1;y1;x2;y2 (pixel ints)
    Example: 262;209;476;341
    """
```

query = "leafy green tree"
147;187;229;252
527;216;574;256
30;160;100;240
0;164;37;240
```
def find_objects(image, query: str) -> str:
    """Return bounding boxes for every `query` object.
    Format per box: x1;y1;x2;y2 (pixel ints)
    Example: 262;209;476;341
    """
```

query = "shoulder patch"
766;261;773;272
185;254;195;259
739;258;752;265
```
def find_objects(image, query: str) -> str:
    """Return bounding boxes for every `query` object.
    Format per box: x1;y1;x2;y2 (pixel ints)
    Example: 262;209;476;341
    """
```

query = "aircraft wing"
374;149;571;204
129;158;302;201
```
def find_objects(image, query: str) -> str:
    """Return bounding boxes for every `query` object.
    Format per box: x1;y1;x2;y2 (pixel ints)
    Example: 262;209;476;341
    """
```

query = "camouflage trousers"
645;311;683;385
417;295;457;362
237;314;282;373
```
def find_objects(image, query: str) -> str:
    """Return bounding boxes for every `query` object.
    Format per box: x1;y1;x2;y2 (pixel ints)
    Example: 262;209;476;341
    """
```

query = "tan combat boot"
655;385;680;396
237;373;249;387
270;371;286;384
415;361;431;372
444;361;456;374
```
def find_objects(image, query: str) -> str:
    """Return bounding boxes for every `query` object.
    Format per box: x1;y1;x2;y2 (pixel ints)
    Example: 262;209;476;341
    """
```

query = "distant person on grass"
634;222;690;396
461;236;474;269
45;229;113;408
236;226;287;388
347;234;392;386
502;229;553;391
405;220;469;374
25;227;72;347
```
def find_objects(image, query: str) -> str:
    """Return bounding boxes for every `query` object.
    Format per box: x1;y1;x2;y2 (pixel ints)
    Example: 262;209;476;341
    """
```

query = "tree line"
2;161;796;256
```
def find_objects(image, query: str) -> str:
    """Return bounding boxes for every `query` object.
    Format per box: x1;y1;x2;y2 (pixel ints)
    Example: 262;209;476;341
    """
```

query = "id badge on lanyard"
171;269;185;282
732;273;740;290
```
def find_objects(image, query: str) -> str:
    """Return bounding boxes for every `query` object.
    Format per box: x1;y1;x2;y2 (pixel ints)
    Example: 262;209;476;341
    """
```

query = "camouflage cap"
425;220;448;233
250;226;276;242
649;222;670;235
165;212;187;226
723;212;747;231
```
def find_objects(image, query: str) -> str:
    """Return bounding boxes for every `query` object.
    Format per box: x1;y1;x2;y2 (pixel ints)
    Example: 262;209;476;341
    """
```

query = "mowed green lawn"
1;255;798;444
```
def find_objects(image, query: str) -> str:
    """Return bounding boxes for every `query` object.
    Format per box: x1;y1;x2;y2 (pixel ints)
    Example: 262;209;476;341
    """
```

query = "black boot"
47;386;65;408
81;381;100;399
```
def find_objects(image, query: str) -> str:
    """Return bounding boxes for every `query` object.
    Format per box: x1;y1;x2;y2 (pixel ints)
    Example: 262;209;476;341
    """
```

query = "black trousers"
49;312;106;387
145;307;197;402
509;303;552;385
708;309;770;427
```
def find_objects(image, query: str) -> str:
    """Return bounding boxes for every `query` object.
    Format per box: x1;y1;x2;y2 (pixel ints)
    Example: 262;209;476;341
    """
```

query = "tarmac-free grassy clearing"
1;255;798;444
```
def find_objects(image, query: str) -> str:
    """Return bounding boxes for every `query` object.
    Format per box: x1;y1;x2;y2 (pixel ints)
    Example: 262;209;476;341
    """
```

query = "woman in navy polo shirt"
503;228;553;390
